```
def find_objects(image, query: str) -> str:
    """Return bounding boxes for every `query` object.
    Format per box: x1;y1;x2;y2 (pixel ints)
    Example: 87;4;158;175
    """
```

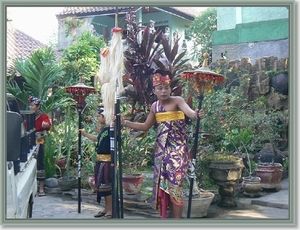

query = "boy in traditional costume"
120;73;204;218
79;105;112;219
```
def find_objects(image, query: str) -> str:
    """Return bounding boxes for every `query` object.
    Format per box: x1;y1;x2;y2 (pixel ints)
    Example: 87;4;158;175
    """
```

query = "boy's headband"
28;96;42;105
152;73;171;87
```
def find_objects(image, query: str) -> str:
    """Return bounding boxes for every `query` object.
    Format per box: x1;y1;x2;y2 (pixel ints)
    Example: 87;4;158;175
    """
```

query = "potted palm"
121;127;147;195
57;105;78;191
252;109;286;191
240;141;262;197
44;132;63;178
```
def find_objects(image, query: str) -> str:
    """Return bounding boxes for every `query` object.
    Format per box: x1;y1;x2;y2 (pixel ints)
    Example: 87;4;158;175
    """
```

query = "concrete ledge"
250;200;289;209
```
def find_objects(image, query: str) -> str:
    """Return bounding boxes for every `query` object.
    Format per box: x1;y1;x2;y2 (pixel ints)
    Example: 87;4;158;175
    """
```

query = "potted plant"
57;105;78;191
198;85;287;193
121;127;148;195
182;184;215;218
252;109;286;191
182;158;215;218
240;141;262;197
83;157;97;193
44;132;63;178
82;148;97;192
206;151;244;208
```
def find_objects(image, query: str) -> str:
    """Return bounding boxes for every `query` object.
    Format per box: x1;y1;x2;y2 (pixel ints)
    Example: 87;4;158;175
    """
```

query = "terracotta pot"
122;173;145;195
255;163;283;191
242;176;262;197
88;174;97;193
52;157;66;168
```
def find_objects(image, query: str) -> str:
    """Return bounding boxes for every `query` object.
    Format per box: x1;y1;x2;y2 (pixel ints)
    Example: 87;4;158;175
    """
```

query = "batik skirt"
94;161;112;203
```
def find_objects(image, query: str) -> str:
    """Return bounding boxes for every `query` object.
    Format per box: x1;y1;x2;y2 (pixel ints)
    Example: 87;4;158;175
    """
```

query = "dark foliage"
122;9;190;119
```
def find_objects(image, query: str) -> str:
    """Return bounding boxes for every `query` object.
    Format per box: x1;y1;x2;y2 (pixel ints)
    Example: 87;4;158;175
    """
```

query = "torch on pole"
181;53;226;218
66;73;97;213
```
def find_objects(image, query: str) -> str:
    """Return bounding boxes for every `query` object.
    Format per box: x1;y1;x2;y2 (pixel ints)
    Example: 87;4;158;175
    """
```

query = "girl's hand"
116;114;126;126
194;109;205;119
78;129;85;137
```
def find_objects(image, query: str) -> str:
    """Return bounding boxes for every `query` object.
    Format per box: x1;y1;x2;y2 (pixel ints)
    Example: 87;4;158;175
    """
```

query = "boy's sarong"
94;161;112;203
152;102;189;218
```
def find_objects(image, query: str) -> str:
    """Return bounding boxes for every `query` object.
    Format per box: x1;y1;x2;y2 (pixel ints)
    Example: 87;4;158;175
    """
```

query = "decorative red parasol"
182;53;226;218
66;73;97;109
182;53;226;95
66;73;97;213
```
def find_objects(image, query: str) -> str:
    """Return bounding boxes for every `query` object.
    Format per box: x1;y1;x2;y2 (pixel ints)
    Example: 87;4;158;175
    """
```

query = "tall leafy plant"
123;9;190;120
186;7;217;67
63;105;73;179
7;47;73;113
60;30;106;86
63;16;84;37
123;9;162;116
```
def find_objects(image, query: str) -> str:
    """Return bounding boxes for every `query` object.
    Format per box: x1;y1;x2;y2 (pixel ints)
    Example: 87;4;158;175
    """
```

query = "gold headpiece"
152;73;171;87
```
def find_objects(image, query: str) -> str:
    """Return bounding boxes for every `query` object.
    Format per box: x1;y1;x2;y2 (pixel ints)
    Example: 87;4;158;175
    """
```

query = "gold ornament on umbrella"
182;53;227;95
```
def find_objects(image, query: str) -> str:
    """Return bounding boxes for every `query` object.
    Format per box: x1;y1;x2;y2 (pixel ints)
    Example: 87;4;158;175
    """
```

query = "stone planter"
255;163;283;191
209;158;244;207
183;191;215;218
242;176;262;197
57;177;77;191
122;173;145;195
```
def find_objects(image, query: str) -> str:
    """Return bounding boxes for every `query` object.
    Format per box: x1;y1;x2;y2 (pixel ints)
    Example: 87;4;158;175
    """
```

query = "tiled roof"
56;6;132;16
7;21;62;75
7;21;47;73
56;6;201;20
171;7;203;18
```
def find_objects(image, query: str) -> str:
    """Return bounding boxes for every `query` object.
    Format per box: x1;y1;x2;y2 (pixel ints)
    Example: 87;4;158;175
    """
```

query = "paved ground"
31;178;292;227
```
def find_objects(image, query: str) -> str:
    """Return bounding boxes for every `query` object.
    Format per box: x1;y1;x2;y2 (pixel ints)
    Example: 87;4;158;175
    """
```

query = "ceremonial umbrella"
181;53;226;218
66;73;97;213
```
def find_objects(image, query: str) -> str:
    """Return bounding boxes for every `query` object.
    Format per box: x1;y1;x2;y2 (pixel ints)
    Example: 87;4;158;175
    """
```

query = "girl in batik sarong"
79;105;112;219
28;96;51;197
120;72;205;218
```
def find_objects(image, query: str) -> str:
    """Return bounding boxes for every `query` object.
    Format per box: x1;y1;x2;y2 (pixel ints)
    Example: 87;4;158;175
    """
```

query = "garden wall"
210;56;289;112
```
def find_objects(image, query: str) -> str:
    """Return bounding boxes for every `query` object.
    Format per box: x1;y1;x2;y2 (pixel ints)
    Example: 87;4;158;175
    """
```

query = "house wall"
212;7;289;64
57;17;95;50
57;9;193;51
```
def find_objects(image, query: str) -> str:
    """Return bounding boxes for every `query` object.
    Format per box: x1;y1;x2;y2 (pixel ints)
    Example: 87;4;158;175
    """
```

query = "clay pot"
242;176;262;197
255;163;283;191
52;157;66;168
122;173;145;195
88;174;97;193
